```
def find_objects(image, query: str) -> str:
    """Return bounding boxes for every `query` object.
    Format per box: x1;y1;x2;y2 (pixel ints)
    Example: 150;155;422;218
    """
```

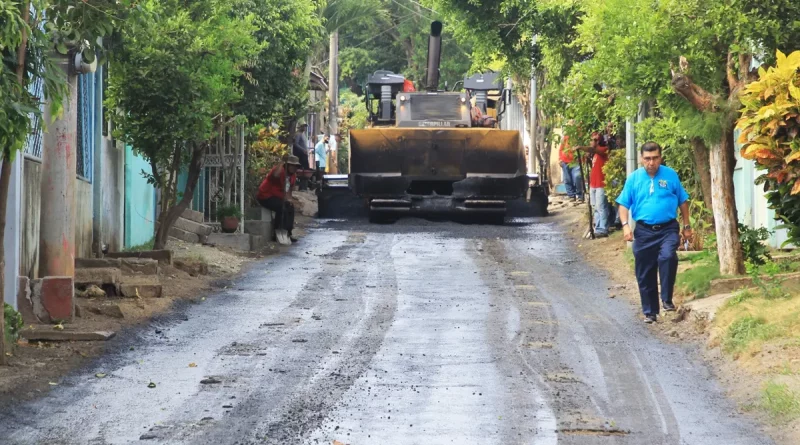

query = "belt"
636;220;677;231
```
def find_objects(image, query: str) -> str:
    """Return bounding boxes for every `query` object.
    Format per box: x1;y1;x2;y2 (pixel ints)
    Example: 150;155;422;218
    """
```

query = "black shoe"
290;237;299;243
644;314;657;324
595;232;609;238
663;302;676;312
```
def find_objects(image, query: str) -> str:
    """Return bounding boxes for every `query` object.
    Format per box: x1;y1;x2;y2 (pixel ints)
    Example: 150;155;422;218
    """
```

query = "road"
0;217;773;445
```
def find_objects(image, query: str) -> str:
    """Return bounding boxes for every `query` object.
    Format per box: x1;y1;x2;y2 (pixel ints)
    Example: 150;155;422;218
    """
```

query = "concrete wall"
100;140;125;252
124;145;156;248
21;159;42;278
75;179;93;258
21;158;97;278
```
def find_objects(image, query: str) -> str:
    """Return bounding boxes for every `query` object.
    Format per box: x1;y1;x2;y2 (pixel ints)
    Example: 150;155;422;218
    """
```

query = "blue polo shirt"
615;166;689;225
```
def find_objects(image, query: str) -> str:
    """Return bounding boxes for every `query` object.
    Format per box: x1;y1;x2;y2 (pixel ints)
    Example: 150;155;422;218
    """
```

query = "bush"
216;204;242;220
4;303;23;346
737;50;800;248
739;223;772;266
602;149;626;203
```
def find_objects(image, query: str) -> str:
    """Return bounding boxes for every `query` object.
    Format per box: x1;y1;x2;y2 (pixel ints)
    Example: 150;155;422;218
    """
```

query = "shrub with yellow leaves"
737;50;800;246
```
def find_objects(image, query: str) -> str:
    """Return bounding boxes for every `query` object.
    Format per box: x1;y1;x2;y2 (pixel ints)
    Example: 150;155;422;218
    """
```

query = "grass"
761;381;800;422
124;237;155;252
722;315;783;355
623;248;635;271
676;260;721;299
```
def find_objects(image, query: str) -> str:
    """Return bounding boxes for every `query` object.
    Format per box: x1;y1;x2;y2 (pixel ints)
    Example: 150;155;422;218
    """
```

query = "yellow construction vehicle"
318;21;548;223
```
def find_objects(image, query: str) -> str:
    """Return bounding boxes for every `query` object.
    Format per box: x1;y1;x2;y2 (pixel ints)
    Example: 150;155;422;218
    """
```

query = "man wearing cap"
257;155;301;245
616;142;692;323
293;124;311;171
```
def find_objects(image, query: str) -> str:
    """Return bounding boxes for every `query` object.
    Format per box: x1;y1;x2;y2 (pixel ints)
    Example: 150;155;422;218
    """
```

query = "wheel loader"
318;21;548;223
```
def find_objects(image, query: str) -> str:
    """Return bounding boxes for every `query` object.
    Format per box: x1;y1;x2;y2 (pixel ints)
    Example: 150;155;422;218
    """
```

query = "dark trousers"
258;197;294;236
632;220;679;316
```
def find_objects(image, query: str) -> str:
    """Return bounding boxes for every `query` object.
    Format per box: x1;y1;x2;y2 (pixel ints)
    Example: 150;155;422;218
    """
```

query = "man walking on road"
559;135;584;202
577;131;610;237
616;142;692;323
257;155;301;246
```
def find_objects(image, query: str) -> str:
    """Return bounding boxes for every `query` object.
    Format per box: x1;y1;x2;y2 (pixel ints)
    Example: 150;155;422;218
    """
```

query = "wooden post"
328;30;339;175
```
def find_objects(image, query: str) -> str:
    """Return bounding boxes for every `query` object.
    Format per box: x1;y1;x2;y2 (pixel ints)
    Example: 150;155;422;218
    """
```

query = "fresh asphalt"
0;217;774;444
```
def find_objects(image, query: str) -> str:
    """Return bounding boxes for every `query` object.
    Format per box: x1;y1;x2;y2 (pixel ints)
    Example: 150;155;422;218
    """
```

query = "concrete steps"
74;257;163;298
174;216;212;237
182;208;204;224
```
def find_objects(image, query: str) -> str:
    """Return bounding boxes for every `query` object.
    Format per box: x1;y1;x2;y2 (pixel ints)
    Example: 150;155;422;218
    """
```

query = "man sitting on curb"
616;142;692;323
257;155;301;246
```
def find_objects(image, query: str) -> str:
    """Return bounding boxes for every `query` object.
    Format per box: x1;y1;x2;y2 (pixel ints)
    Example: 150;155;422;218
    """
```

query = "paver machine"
318;21;548;223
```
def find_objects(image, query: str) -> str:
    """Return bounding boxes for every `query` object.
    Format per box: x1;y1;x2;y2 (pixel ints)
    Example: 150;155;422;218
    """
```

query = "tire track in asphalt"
306;232;557;445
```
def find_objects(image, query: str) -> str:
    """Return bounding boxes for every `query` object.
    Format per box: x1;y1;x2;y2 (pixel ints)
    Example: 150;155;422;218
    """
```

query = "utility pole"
529;35;538;175
40;53;78;279
328;30;339;175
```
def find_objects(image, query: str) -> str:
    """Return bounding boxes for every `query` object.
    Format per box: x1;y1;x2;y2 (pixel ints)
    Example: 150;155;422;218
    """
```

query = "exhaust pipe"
425;21;443;91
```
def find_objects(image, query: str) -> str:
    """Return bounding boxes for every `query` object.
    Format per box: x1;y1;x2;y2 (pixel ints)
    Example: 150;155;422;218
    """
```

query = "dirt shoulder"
549;194;800;445
0;237;279;408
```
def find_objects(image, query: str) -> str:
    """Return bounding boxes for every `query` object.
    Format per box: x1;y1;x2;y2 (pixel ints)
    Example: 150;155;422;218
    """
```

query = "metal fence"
76;73;94;181
196;124;245;231
23;77;44;160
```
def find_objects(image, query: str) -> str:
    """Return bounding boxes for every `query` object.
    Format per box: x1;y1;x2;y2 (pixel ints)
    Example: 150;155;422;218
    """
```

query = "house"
4;60;157;311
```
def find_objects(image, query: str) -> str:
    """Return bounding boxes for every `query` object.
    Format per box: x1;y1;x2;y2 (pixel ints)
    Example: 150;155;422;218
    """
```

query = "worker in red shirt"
577;131;610;237
257;155;301;245
558;135;584;202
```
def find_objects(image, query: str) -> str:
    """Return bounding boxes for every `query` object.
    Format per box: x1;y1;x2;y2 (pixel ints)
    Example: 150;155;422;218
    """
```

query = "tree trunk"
690;137;714;215
153;144;205;250
672;63;744;275
710;130;744;275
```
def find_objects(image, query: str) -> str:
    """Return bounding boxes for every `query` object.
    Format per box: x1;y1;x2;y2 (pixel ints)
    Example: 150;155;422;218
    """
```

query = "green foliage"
723;315;781;354
602;150;625;202
746;259;790;300
726;289;758;308
761;381;800;422
336;0;472;90
676;260;721;299
107;0;261;208
739;223;772;266
123;237;155;252
4;303;23;345
216;204;242;220
737;50;800;247
234;0;320;126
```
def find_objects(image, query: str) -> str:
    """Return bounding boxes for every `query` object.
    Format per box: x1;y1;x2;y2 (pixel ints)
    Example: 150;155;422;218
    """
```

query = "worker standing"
616;142;692;323
314;134;329;172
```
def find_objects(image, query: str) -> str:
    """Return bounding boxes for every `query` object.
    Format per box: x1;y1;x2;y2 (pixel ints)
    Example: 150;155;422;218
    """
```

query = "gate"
192;123;246;232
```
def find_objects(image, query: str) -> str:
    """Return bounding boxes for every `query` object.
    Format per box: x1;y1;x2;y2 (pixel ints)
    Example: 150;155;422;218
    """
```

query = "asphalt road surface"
0;217;774;445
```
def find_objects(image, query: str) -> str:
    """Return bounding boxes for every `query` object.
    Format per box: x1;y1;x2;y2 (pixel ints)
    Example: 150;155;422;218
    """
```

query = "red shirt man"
588;133;609;188
257;155;301;245
257;161;298;201
559;135;575;164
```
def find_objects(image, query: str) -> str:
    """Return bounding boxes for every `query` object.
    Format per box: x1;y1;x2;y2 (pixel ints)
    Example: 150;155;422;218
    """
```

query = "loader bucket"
349;128;526;180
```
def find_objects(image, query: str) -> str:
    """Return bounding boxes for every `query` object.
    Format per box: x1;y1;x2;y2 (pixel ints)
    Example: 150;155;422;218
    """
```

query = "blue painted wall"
124;145;157;248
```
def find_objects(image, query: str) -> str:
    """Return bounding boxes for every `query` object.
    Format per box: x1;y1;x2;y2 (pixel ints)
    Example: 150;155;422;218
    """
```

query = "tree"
572;0;800;275
107;0;260;250
234;0;320;128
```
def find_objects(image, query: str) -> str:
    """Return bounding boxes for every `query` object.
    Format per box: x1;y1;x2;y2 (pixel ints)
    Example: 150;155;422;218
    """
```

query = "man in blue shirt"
616;142;693;323
314;134;329;172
